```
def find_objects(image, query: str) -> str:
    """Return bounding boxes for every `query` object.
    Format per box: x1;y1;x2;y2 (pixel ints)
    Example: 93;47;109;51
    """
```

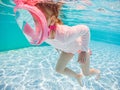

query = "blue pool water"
0;41;120;90
0;0;120;90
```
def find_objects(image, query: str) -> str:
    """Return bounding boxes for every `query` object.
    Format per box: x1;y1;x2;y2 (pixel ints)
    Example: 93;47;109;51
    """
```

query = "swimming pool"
0;0;120;90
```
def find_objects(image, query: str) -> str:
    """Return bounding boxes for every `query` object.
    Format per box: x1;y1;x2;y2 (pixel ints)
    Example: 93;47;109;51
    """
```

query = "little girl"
35;1;100;86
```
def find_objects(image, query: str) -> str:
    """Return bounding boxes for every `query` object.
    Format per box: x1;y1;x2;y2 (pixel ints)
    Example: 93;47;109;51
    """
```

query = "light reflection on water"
0;41;120;90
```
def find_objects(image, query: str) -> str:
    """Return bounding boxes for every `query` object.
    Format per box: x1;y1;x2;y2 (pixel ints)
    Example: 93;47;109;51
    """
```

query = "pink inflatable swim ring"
14;0;50;45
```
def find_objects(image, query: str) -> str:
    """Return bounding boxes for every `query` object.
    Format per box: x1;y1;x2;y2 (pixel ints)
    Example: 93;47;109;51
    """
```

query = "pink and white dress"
45;24;90;54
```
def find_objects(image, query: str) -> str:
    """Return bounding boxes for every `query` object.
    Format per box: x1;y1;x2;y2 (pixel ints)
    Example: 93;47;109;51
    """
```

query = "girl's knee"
55;66;63;73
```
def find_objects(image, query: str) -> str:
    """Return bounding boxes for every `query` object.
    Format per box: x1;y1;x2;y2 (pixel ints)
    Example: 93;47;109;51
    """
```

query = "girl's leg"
56;51;76;77
55;51;83;86
80;52;100;79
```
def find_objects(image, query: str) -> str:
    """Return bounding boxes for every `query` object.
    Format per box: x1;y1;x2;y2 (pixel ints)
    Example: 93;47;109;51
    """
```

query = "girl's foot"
90;68;101;80
95;70;100;80
76;74;83;87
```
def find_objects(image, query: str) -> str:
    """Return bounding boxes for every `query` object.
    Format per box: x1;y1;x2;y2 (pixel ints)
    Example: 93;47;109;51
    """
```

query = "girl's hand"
78;51;87;64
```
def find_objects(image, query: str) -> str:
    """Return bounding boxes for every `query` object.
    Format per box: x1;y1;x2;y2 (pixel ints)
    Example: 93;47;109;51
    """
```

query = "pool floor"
0;41;120;90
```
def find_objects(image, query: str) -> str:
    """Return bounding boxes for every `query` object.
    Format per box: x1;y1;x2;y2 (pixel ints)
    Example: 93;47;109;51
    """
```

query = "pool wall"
0;14;28;51
0;13;48;52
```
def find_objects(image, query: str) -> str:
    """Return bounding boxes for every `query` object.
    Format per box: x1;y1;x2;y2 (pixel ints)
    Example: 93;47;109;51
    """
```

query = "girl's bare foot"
76;74;83;87
90;68;101;80
95;70;100;80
